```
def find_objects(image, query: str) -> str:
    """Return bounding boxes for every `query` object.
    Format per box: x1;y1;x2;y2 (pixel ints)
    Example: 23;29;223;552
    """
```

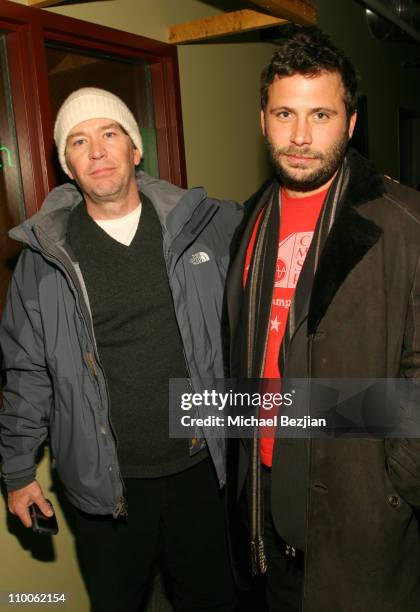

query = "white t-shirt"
95;203;142;246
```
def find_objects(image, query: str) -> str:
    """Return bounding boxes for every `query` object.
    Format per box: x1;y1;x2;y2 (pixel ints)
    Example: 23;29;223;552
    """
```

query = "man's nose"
88;138;106;159
290;117;312;146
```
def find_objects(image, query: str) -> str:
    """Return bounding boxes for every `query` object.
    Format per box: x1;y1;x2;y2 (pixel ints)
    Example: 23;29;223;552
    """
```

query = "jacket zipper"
302;333;315;605
85;349;127;518
33;227;127;517
180;345;202;452
86;350;97;377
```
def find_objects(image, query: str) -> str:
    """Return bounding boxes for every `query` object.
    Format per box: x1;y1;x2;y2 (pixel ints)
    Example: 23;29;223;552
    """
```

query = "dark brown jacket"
227;150;420;611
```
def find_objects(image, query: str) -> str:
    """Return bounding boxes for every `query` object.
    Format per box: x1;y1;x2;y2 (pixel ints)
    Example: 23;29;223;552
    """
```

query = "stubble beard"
265;130;349;193
82;172;133;206
90;180;126;202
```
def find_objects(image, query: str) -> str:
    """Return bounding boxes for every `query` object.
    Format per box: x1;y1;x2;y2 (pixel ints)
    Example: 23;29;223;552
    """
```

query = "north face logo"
190;252;210;265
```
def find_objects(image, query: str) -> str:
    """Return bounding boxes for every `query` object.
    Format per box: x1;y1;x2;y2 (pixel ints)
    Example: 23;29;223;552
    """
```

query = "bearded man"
226;25;420;612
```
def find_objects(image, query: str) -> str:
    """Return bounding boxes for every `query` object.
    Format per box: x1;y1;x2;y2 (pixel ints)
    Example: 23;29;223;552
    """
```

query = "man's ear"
64;149;75;180
133;147;141;166
348;111;357;139
260;110;266;137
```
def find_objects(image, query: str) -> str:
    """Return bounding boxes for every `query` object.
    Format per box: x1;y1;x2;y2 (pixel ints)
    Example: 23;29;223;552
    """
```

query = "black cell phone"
29;499;59;535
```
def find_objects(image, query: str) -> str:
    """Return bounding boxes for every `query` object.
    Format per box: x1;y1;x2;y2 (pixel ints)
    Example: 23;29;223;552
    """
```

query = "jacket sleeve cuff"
1;467;36;492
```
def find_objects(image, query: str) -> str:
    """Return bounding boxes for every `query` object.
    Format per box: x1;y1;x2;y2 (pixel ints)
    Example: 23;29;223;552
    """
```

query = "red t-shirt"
243;187;328;466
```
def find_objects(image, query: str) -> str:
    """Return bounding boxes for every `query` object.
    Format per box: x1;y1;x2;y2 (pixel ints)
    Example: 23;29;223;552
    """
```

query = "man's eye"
104;131;116;139
276;111;291;120
314;112;329;120
72;139;86;147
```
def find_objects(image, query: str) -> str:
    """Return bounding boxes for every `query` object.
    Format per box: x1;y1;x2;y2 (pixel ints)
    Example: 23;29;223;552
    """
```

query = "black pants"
262;467;303;612
73;458;237;612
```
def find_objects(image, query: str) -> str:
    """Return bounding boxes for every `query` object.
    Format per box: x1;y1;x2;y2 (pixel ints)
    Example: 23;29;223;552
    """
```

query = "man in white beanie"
0;87;242;612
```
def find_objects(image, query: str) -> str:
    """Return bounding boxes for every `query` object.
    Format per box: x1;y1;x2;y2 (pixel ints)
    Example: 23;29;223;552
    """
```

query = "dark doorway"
351;95;369;158
399;108;420;189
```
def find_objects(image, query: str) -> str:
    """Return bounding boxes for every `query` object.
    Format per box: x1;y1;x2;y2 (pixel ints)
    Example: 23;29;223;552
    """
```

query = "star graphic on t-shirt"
270;316;281;332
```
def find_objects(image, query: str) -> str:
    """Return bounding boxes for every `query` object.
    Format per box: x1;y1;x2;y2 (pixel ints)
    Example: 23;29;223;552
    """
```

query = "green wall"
316;0;420;178
1;450;89;611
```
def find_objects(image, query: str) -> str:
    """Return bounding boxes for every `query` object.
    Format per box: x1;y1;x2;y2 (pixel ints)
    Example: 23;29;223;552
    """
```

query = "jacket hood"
9;171;210;248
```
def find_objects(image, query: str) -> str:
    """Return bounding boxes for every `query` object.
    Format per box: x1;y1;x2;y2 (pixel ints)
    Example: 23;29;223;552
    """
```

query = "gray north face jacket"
0;171;243;517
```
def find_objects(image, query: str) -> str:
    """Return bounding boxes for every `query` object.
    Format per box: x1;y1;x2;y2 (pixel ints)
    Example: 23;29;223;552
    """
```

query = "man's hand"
8;481;53;528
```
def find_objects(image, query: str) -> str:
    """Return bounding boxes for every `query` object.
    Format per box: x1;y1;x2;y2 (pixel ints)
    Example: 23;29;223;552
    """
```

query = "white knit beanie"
54;87;143;175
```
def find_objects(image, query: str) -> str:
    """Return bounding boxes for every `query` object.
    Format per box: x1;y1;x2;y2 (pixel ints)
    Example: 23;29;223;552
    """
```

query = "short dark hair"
260;25;359;119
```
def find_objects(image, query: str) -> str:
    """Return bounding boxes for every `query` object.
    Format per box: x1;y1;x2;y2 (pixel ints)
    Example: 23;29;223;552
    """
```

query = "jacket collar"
307;149;385;334
9;171;216;250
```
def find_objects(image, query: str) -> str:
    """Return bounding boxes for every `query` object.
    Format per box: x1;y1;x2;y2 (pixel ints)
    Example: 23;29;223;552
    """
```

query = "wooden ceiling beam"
28;0;65;6
249;0;316;26
28;0;100;7
28;0;72;6
169;9;287;44
26;0;117;8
